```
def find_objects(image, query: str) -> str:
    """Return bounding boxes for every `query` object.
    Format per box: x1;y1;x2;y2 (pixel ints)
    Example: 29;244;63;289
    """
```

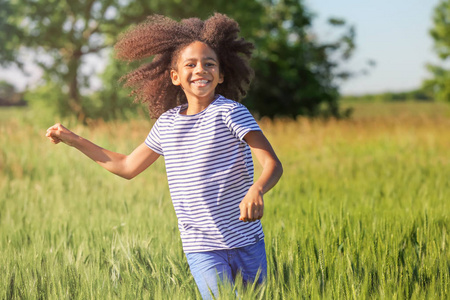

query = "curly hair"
114;13;254;119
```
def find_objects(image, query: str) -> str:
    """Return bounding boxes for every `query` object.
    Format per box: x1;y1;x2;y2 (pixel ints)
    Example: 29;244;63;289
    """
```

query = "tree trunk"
67;57;85;122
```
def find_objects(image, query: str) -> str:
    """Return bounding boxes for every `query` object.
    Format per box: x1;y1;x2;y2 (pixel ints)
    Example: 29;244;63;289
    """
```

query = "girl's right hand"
46;123;78;146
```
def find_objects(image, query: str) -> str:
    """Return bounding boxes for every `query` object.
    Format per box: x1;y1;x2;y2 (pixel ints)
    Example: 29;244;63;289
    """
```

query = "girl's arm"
240;130;283;222
46;123;160;180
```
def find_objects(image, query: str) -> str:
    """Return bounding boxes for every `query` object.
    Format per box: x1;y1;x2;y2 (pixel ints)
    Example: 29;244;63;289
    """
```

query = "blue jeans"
185;240;267;300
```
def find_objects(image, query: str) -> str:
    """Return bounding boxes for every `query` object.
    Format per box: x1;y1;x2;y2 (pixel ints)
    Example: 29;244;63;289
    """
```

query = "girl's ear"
219;72;224;84
170;70;181;86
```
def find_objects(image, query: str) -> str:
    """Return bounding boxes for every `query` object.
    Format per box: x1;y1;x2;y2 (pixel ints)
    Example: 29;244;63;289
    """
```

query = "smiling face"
170;41;224;105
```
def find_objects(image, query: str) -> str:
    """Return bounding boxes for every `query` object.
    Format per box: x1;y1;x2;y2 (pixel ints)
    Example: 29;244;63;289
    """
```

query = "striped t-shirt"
145;95;264;253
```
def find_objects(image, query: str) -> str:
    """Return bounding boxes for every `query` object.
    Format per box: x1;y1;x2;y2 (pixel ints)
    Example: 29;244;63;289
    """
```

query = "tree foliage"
424;0;450;102
0;0;23;67
244;0;355;118
2;0;356;120
0;80;26;106
3;0;264;120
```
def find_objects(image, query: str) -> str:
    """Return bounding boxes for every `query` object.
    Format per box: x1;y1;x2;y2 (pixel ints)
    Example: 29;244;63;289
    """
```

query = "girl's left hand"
239;185;264;222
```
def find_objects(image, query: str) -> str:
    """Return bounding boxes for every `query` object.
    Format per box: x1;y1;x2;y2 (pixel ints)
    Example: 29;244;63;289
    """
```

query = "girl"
46;13;283;299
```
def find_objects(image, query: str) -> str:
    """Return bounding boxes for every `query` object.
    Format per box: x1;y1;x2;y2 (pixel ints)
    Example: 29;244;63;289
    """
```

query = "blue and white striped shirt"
145;95;264;253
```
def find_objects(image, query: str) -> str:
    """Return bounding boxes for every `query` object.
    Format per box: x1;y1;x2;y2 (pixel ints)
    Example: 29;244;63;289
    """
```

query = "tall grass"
1;102;449;299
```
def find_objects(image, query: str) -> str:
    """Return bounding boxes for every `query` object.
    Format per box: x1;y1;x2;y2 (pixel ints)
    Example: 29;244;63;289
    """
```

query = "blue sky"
306;0;441;95
0;0;442;96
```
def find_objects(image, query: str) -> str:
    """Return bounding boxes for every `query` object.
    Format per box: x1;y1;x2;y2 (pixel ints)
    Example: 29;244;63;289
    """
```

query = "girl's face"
171;41;224;104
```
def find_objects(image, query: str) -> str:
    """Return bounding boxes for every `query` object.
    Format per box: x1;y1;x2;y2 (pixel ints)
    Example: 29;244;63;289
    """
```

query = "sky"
305;0;441;95
0;0;442;96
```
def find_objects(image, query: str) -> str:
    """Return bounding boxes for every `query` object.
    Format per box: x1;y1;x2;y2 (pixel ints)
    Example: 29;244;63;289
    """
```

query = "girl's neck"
182;94;217;115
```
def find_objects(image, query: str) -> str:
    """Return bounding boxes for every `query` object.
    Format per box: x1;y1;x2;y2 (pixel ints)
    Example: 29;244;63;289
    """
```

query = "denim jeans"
185;240;267;300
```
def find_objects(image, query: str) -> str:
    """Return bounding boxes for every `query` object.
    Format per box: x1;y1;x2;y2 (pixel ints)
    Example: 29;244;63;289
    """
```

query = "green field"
1;101;449;299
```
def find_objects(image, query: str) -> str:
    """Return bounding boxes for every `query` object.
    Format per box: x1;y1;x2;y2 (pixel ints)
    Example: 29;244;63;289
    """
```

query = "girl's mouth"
193;80;209;86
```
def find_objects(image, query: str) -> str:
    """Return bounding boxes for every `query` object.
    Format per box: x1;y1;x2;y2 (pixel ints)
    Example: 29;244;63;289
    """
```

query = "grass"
0;101;449;299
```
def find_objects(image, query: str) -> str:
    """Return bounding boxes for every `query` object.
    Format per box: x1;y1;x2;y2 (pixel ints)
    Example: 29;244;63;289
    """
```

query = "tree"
96;0;356;119
0;0;23;67
3;0;264;120
243;0;355;118
3;0;355;119
0;80;26;106
424;0;450;102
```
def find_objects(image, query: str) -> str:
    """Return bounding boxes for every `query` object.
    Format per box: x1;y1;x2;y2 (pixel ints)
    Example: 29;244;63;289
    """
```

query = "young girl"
46;13;283;299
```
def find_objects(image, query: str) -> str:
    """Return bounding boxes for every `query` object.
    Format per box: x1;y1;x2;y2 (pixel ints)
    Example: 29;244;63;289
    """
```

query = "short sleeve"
224;103;261;141
145;119;164;155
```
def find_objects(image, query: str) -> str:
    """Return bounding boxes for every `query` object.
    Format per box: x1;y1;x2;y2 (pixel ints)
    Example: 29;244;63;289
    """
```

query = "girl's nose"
194;63;207;74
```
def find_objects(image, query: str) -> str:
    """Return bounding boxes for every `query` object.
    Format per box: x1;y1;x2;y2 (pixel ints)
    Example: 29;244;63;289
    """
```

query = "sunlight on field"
1;101;449;299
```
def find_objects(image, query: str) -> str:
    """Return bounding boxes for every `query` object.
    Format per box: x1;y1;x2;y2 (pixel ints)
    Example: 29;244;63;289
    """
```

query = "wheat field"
1;101;449;299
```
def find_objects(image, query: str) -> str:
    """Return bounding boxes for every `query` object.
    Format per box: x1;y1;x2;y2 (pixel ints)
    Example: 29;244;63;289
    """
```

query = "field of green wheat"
1;101;449;299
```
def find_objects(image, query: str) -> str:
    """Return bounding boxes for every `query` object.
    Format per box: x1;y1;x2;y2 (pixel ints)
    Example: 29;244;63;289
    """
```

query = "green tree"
0;80;26;106
0;0;23;67
244;0;355;118
3;0;355;120
87;53;145;120
3;0;264;120
424;0;450;102
0;81;16;100
97;0;356;119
